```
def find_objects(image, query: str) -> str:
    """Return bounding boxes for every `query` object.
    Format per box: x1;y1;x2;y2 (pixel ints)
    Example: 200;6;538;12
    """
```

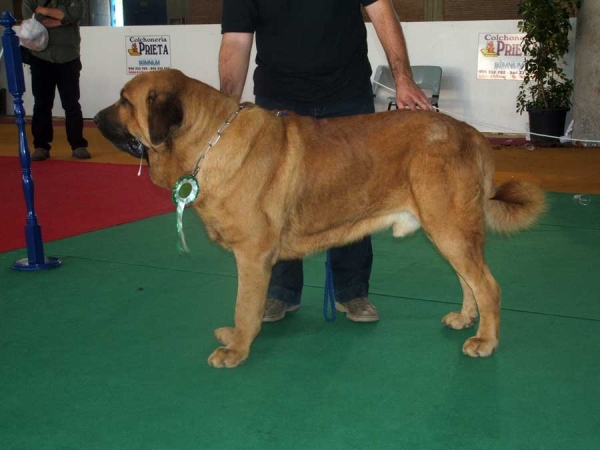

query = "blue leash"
323;249;337;323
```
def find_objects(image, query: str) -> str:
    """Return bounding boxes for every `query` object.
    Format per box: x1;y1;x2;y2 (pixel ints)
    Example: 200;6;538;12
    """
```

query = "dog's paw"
462;337;497;357
207;347;247;368
442;312;477;329
214;327;236;345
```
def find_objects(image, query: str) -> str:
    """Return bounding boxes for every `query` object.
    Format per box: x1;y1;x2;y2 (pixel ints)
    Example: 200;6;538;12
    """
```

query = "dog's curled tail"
485;180;546;233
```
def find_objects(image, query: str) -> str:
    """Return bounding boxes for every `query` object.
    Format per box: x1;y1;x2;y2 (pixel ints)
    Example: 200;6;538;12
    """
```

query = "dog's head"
94;69;185;161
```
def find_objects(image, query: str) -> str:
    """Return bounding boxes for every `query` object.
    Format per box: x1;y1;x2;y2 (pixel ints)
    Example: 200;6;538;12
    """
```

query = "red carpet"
1;157;174;253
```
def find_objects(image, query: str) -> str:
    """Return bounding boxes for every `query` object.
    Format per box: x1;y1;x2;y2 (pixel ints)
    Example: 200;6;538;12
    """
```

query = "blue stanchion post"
1;11;61;271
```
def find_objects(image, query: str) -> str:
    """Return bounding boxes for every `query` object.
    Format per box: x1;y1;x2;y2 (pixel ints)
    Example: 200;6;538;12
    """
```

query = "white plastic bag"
18;15;49;52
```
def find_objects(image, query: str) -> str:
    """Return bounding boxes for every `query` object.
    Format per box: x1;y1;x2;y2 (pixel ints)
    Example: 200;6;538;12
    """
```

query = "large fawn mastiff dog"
95;69;545;368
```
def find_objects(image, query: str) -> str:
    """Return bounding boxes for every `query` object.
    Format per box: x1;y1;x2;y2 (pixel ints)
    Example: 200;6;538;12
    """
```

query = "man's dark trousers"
255;83;375;307
30;55;88;151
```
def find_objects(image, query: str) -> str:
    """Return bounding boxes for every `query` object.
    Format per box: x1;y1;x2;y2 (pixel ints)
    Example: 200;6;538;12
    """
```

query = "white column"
572;0;600;143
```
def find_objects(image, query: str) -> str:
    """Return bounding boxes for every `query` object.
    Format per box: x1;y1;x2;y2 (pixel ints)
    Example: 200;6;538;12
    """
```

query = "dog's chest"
193;205;236;251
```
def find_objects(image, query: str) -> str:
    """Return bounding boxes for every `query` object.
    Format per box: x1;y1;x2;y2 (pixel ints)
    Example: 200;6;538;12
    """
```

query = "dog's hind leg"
442;275;478;329
207;243;277;368
421;218;501;357
419;195;500;356
408;146;500;356
457;265;500;357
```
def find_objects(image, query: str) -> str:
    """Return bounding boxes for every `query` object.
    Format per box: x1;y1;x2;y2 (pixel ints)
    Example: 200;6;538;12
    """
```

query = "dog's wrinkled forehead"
118;71;184;148
120;76;152;108
120;82;181;137
123;70;180;102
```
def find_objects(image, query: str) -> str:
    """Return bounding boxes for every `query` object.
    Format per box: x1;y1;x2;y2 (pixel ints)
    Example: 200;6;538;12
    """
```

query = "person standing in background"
219;0;432;323
23;0;90;161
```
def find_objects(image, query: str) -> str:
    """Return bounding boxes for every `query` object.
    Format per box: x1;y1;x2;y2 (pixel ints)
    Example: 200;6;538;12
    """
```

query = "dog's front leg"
207;246;275;368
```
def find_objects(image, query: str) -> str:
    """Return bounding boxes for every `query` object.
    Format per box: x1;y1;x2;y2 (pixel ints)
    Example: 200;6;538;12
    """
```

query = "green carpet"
1;192;599;449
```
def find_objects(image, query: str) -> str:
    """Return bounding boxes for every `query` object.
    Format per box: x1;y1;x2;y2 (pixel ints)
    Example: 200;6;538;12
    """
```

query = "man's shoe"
335;297;379;322
72;147;91;159
263;299;300;322
31;148;49;161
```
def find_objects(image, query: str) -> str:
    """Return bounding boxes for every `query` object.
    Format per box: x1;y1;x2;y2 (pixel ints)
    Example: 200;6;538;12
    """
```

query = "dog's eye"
119;89;131;107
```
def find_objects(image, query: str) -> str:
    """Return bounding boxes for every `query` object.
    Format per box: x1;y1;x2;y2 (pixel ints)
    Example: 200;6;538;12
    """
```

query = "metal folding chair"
372;65;442;110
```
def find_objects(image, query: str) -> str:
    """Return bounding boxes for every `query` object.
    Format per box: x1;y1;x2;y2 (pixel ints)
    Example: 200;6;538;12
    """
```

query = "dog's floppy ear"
147;89;183;146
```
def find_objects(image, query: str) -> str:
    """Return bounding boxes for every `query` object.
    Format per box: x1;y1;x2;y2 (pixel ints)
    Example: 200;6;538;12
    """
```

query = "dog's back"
275;109;544;251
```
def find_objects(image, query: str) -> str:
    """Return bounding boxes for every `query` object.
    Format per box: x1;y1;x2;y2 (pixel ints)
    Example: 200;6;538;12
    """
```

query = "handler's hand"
395;75;434;111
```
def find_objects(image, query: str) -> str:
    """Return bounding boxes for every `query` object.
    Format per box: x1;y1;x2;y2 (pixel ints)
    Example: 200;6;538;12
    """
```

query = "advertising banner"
126;35;171;75
477;33;525;80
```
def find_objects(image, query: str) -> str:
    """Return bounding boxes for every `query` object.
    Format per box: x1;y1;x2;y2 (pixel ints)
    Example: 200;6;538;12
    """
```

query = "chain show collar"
171;103;248;253
190;102;248;178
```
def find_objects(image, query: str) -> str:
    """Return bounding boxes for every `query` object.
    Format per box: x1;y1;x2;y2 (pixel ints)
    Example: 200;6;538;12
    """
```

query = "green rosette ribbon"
171;175;200;253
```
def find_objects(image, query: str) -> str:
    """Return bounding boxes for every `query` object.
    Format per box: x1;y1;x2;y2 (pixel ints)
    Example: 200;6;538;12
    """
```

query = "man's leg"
319;84;379;322
329;237;378;322
263;260;304;321
30;56;56;159
255;95;309;321
56;58;89;157
255;86;379;322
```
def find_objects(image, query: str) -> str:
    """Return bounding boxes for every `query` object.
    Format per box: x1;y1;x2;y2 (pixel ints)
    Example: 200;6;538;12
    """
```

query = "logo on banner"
480;41;498;57
128;43;141;56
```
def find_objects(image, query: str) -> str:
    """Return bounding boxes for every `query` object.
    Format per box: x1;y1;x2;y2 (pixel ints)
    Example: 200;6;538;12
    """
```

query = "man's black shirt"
222;0;379;105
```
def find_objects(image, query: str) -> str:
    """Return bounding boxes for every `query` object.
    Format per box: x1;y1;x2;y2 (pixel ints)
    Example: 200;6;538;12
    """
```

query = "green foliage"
516;0;581;114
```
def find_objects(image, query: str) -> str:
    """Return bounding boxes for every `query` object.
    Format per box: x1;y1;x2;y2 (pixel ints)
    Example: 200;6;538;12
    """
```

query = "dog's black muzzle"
94;109;149;160
114;138;148;160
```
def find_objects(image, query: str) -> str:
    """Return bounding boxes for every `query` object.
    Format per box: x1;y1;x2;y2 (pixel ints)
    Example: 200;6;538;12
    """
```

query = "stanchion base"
12;256;62;271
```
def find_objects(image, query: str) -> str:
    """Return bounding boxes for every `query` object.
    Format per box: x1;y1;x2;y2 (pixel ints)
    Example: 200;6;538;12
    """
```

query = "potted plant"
516;0;580;145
